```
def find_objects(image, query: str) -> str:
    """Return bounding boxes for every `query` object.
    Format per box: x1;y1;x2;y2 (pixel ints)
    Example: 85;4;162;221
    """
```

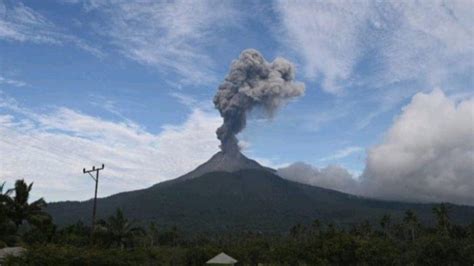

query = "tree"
97;209;144;249
158;226;180;246
147;222;159;247
56;220;90;246
311;219;321;237
5;180;50;229
290;223;305;239
0;183;16;245
404;210;418;242
351;220;372;240
432;203;450;236
0;182;12;222
0;183;10;223
380;214;391;238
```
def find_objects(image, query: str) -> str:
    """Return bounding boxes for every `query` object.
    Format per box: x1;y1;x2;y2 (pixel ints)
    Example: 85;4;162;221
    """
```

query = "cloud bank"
360;89;474;205
279;89;474;205
277;162;358;194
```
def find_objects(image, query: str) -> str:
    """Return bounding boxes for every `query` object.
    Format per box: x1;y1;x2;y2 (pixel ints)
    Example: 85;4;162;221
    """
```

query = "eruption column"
213;49;305;154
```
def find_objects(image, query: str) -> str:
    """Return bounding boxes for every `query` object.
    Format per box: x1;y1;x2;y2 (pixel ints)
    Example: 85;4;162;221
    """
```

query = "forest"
1;180;473;265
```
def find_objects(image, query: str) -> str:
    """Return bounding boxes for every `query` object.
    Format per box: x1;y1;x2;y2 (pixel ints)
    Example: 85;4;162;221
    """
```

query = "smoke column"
214;49;305;154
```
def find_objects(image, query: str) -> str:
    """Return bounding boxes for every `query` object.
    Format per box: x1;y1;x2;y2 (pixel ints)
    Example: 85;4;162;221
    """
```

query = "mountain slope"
47;169;474;233
176;151;274;181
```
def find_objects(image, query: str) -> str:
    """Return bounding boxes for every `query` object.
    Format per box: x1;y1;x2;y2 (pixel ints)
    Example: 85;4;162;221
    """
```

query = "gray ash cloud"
214;49;305;153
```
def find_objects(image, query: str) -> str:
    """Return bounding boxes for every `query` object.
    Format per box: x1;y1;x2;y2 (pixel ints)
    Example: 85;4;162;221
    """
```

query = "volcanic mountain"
47;151;474;233
177;151;274;181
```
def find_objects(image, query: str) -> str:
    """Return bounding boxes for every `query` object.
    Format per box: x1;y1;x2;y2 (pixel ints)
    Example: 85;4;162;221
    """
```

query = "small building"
0;247;26;264
206;252;238;265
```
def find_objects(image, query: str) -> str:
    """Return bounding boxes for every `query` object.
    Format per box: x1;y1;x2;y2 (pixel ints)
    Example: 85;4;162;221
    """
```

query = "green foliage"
0;180;52;246
55;221;90;247
433;203;451;236
94;209;144;249
404;209;419;241
6;180;51;228
3;210;474;265
2;179;474;265
355;238;399;265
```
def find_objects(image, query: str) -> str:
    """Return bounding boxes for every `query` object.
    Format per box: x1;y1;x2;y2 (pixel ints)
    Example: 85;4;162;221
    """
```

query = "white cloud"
276;1;368;94
275;0;474;94
277;162;358;194
302;106;352;132
319;146;363;162
0;76;27;87
360;89;474;205
81;0;241;85
0;1;102;56
0;94;221;201
169;92;213;111
0;1;59;44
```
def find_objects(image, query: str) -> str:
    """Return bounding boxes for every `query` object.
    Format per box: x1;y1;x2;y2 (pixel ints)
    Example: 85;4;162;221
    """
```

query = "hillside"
47;169;474;233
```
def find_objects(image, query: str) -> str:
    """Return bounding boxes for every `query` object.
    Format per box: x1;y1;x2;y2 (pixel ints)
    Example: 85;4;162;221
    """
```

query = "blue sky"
1;0;473;204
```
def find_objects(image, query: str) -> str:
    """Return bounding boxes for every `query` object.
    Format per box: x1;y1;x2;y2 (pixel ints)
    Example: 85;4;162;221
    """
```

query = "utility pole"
83;164;105;236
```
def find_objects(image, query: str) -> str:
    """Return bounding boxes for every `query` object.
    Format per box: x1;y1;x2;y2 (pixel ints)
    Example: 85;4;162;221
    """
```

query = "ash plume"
214;49;305;154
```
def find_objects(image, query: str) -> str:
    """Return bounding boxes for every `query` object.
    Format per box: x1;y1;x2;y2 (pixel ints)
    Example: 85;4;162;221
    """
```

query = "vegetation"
0;180;52;247
1;179;474;265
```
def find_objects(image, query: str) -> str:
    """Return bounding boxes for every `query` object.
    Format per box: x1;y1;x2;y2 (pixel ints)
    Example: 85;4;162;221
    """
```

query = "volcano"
45;49;474;231
46;152;474;233
177;151;274;181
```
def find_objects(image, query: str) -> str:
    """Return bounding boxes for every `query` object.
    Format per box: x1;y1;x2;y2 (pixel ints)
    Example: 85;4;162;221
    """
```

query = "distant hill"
47;168;474;233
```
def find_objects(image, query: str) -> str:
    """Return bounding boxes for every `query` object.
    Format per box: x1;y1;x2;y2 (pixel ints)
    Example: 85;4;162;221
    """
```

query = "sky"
0;0;473;205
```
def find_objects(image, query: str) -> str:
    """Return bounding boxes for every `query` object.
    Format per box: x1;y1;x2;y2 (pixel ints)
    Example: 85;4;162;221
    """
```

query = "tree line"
1;180;473;265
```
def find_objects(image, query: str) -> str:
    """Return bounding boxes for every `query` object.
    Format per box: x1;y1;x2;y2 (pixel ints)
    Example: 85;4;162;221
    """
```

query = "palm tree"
352;220;372;239
380;214;391;238
0;182;10;219
404;210;418;242
290;223;305;239
433;203;450;236
148;222;159;247
98;209;144;249
0;182;10;200
311;219;321;237
0;183;14;240
5;180;50;228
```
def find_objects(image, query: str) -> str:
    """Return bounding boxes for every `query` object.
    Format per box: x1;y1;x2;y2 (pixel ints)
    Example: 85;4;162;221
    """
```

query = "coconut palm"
148;221;159;247
0;183;13;238
380;214;391;238
404;210;418;241
98;209;144;249
290;223;305;239
433;203;450;236
5;180;50;228
0;182;10;217
311;219;321;237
